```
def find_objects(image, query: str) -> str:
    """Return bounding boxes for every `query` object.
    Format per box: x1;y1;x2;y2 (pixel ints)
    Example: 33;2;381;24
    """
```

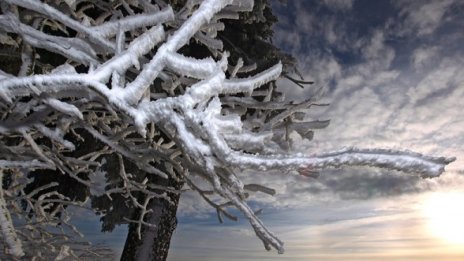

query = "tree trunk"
120;177;183;261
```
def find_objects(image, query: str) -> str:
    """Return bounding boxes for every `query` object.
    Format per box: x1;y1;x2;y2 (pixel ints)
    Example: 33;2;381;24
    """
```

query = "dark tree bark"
120;176;184;261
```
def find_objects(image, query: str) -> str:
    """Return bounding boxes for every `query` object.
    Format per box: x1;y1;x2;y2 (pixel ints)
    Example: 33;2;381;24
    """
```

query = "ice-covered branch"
121;0;234;103
0;74;111;107
0;15;99;65
223;63;282;93
92;6;175;38
224;148;455;177
4;0;115;51
92;25;166;82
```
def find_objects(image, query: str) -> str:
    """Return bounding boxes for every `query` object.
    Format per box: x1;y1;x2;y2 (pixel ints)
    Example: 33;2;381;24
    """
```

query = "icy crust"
223;63;283;94
92;6;175;38
224;148;455;178
0;14;98;65
93;25;166;82
165;52;217;79
121;0;235;103
0;0;456;258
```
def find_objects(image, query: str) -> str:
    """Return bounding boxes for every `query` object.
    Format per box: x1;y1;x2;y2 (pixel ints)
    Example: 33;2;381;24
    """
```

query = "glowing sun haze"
422;191;464;245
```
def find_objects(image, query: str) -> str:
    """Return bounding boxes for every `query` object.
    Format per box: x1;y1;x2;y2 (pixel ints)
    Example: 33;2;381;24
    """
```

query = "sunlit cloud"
171;191;464;261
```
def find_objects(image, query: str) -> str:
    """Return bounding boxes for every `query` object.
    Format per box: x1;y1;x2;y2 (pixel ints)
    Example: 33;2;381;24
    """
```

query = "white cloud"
370;70;400;86
273;27;302;55
396;0;455;36
339;75;364;88
361;31;396;69
178;0;464;222
177;190;214;216
278;54;341;101
313;54;464;169
411;46;439;70
324;19;338;45
407;58;463;104
293;2;315;33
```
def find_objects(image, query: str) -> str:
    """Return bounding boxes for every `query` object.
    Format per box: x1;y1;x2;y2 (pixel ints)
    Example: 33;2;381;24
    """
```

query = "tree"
0;0;454;260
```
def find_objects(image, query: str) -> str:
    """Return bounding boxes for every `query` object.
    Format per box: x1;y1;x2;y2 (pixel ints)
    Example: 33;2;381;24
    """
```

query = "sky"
77;0;464;260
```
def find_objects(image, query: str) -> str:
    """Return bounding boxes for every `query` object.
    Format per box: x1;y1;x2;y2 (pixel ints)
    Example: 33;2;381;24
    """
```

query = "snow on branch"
224;147;454;177
0;0;455;258
91;6;175;38
0;14;99;65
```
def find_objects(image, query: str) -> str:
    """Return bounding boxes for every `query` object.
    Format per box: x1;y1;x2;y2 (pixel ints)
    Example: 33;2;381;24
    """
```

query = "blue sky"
77;0;464;260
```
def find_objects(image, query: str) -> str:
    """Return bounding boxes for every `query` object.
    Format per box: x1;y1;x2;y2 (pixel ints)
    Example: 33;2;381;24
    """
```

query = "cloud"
272;27;302;56
171;187;464;261
168;2;464;260
179;0;464;217
395;0;455;36
177;190;217;217
322;0;354;11
407;58;463;105
69;206;127;258
312;56;464;167
272;1;356;56
288;2;464;172
275;0;463;206
363;31;389;60
411;46;439;70
177;163;464;216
